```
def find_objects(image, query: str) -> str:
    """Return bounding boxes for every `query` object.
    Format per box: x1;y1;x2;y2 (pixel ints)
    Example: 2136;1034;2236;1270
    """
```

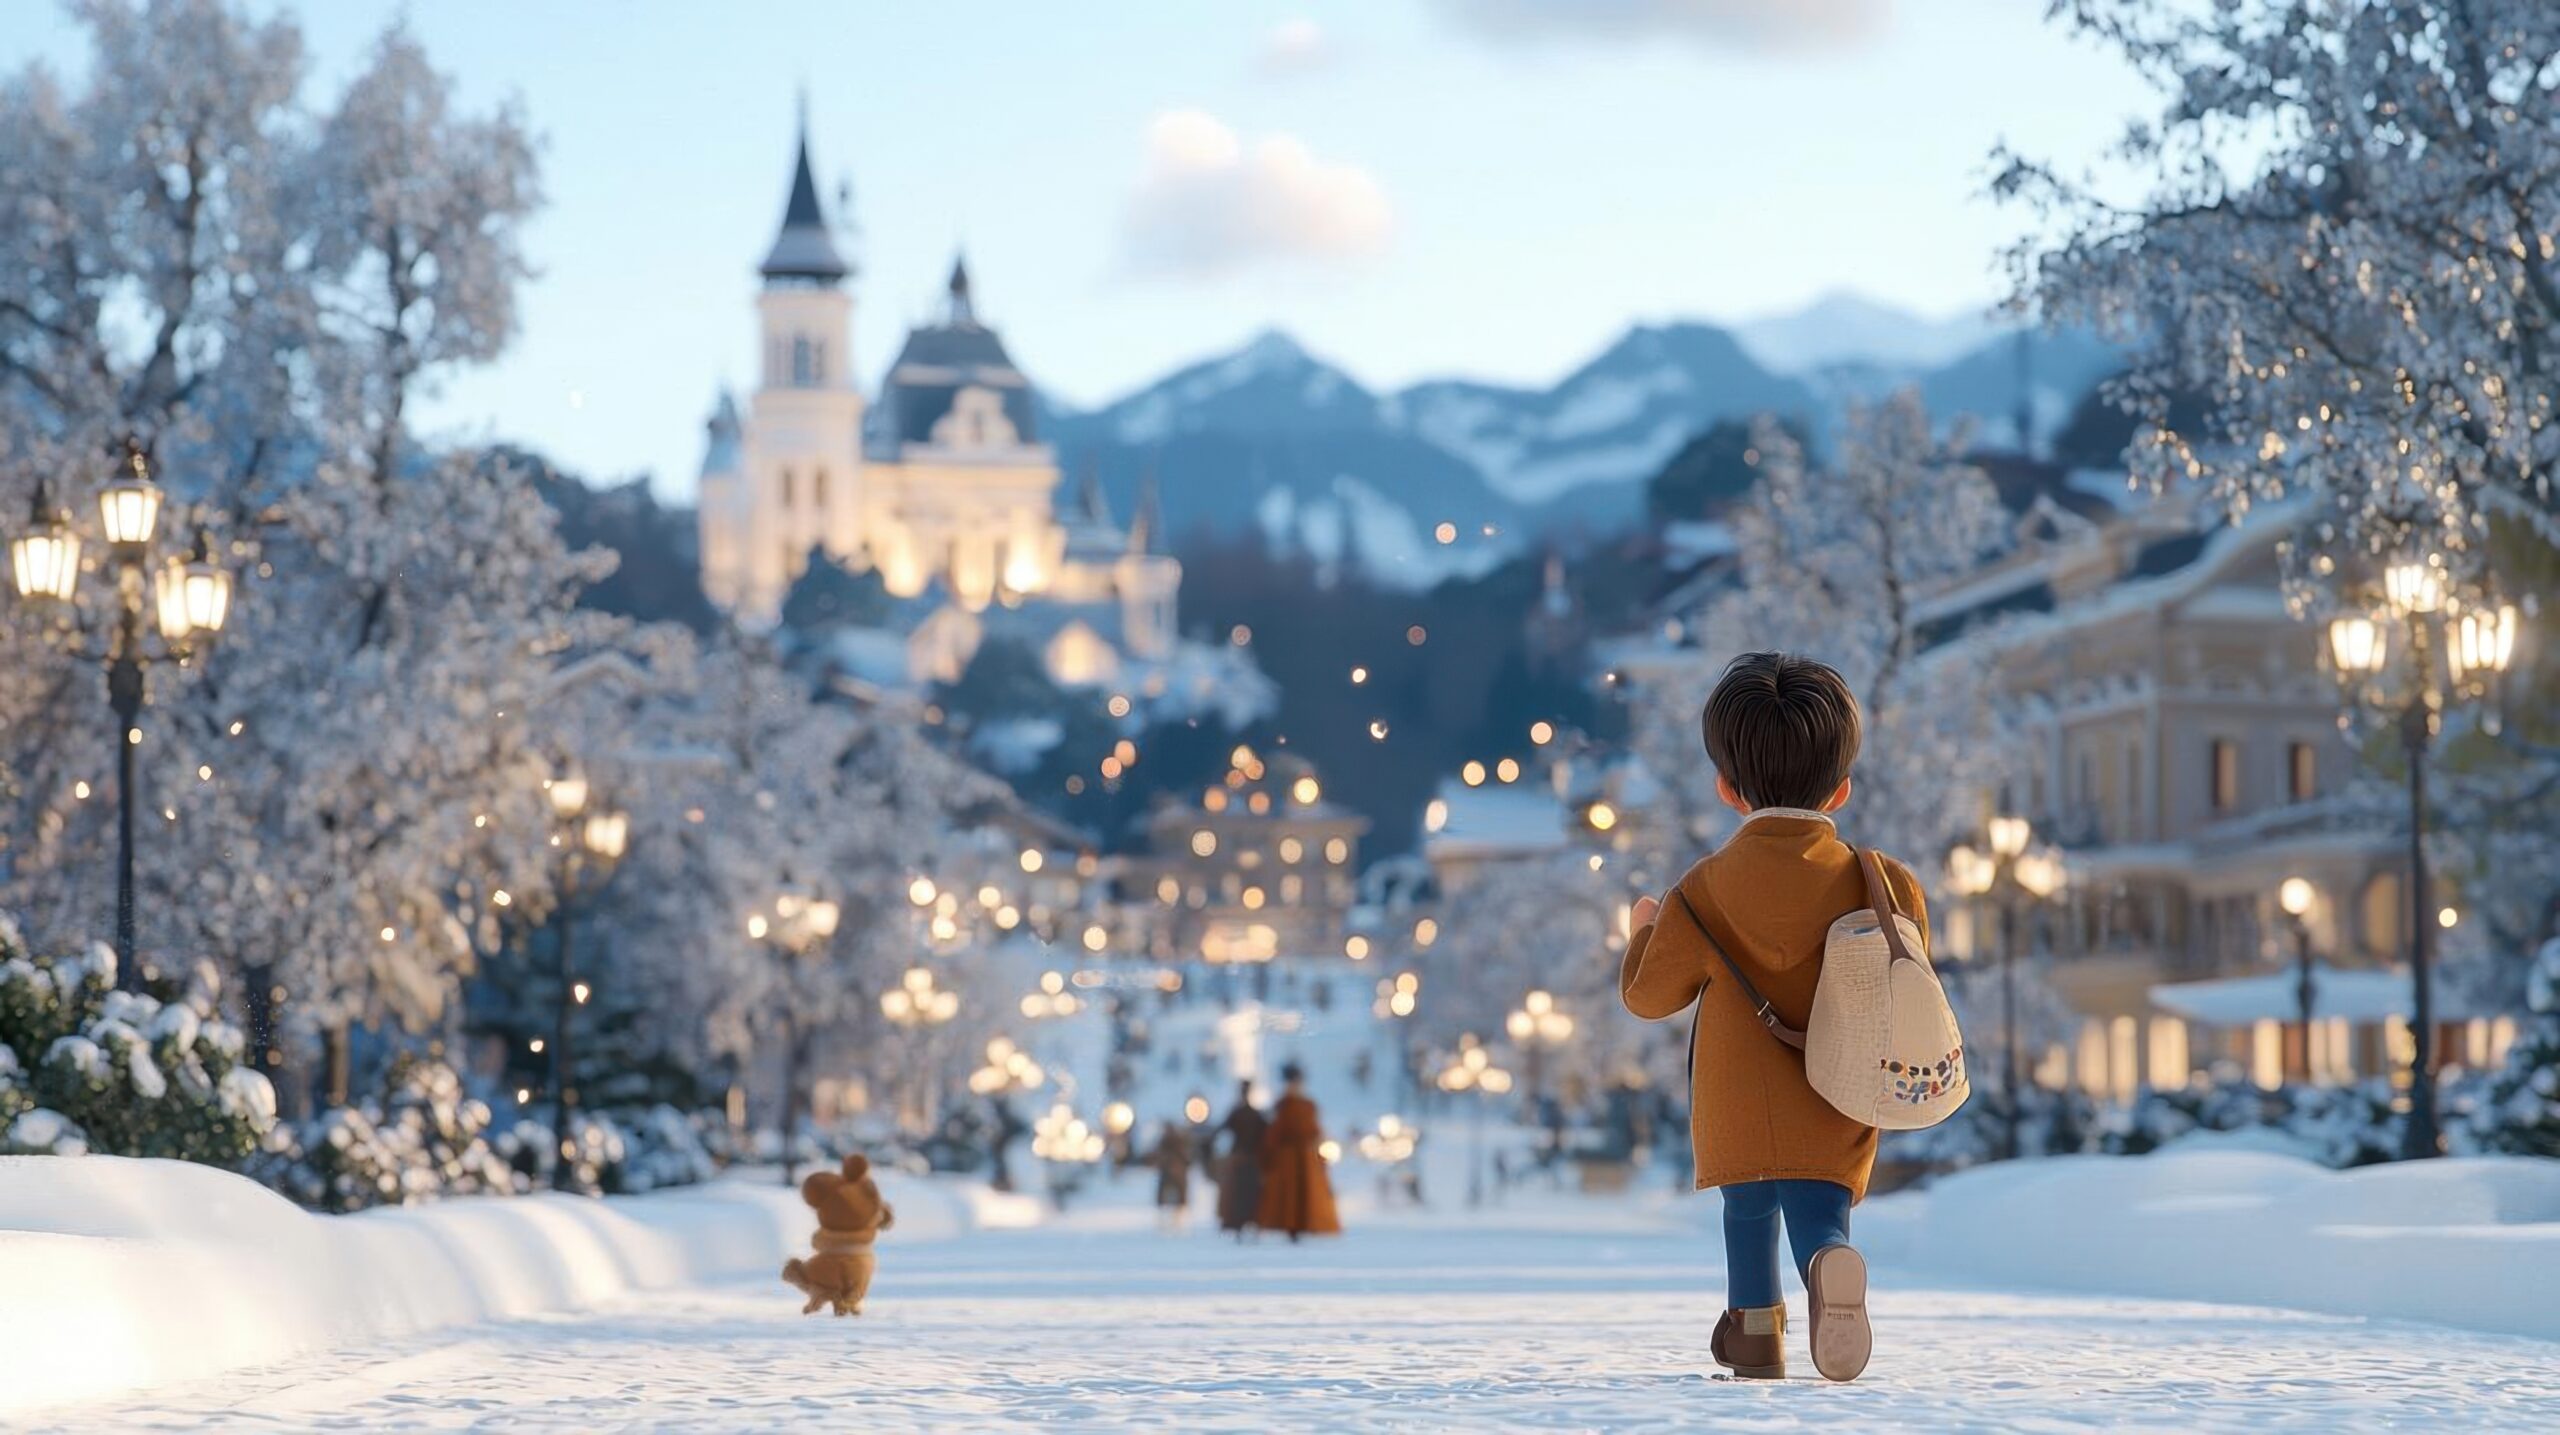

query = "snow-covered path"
41;1206;2560;1433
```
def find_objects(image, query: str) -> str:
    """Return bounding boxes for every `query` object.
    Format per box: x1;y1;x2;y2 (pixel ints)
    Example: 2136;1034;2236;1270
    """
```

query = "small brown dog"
781;1154;896;1316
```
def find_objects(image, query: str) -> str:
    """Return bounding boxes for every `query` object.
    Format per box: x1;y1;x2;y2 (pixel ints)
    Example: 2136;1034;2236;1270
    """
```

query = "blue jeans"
1721;1179;1852;1309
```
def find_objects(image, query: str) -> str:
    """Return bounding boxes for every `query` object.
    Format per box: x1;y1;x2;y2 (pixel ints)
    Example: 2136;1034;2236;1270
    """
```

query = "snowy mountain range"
1044;294;2121;586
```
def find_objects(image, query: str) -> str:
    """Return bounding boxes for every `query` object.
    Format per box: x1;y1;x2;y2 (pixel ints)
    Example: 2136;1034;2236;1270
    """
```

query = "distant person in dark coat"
1211;1079;1267;1239
1148;1121;1195;1232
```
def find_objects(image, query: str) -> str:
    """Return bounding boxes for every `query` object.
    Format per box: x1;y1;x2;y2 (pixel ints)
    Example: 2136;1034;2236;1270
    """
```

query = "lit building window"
1191;829;1218;857
1325;837;1349;865
2288;741;2317;803
1279;837;1304;864
2209;739;2240;812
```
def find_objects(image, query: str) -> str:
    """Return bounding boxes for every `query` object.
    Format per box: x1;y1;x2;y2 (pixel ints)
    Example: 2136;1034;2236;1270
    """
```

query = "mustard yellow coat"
1619;810;1929;1204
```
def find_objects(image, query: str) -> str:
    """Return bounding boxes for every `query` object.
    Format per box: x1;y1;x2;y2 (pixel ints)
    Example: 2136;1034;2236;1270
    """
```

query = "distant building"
1595;456;2516;1103
1103;748;1369;963
696;119;1180;689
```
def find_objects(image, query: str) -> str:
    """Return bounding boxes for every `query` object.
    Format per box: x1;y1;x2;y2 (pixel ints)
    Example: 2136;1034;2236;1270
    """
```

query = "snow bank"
0;1155;1036;1416
1861;1151;2560;1343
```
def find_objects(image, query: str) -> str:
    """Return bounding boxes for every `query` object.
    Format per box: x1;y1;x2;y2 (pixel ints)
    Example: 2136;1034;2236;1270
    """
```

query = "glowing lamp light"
2383;558;2446;616
10;486;80;602
2279;877;2315;918
2447;603;2519;684
98;458;163;548
547;773;590;820
908;877;938;907
747;913;770;940
1292;776;1320;805
181;542;231;634
2327;615;2388;675
581;809;629;861
1585;801;1618;833
2013;852;2066;899
154;557;195;641
1103;1101;1135;1136
806;899;840;938
1987;814;2032;860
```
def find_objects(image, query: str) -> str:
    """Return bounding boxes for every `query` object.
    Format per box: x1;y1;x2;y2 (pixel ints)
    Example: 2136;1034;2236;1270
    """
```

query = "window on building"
812;468;827;511
811;340;826;386
2288;741;2317;803
779;469;794;509
2209;739;2240;812
791;336;814;387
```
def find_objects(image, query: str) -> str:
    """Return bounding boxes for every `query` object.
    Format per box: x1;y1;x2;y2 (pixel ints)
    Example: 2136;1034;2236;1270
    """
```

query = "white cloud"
1258;17;1338;76
1435;0;1888;53
1119;110;1390;279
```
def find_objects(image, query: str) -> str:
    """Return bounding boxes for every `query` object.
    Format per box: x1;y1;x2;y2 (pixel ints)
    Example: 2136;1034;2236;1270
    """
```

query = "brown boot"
1806;1244;1871;1382
1709;1304;1786;1379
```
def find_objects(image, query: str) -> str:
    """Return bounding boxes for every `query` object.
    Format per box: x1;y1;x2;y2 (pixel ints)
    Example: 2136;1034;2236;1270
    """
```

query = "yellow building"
696;121;1179;686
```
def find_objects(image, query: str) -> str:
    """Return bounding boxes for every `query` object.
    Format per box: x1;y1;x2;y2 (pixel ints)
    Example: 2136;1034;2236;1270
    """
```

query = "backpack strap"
1668;886;1807;1051
1854;848;1923;967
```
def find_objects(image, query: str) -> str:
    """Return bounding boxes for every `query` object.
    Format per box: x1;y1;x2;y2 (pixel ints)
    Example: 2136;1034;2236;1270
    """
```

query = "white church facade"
696;123;1181;690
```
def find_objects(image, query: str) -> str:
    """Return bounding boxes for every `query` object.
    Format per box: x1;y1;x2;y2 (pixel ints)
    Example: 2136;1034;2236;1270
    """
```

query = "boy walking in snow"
1619;652;1929;1383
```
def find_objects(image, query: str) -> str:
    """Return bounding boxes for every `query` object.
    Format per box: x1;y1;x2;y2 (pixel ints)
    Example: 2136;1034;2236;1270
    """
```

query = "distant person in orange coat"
1256;1063;1342;1241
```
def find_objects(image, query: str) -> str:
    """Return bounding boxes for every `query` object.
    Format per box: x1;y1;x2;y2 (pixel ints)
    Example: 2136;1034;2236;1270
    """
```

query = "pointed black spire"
761;105;851;286
946;251;977;327
1128;464;1161;556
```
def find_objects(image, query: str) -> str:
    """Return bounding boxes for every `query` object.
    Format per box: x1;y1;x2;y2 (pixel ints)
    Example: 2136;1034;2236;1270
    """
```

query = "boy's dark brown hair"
1700;652;1862;810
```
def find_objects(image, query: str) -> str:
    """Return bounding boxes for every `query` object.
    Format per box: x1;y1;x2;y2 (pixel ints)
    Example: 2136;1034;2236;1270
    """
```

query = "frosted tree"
2005;0;2560;992
2002;0;2560;596
2462;937;2560;1156
1423;853;1674;1105
0;3;581;1109
1688;391;2016;861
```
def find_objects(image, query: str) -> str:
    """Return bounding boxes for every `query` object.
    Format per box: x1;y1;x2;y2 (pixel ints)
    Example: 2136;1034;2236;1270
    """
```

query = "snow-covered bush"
2101;1075;2493;1169
2459;938;2560;1158
496;1111;629;1195
0;917;274;1165
1881;1084;2096;1174
251;1056;520;1212
609;1105;721;1193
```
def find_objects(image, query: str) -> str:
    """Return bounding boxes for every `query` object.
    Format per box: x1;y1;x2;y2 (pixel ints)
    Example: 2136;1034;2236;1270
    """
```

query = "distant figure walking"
1148;1120;1195;1232
1211;1079;1267;1240
1257;1063;1342;1242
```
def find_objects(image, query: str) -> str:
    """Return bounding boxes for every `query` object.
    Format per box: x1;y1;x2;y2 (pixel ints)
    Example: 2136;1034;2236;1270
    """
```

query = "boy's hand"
1630;893;1660;931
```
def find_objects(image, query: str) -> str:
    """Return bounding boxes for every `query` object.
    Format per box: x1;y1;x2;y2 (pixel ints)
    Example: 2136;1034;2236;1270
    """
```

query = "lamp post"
747;884;841;1184
1504;989;1576;1105
543;770;627;1191
2324;556;2521;1160
10;440;239;990
1435;1034;1513;1207
882;964;960;1134
1505;989;1575;1168
1948;815;2067;1161
967;1036;1045;1193
2279;877;2318;1084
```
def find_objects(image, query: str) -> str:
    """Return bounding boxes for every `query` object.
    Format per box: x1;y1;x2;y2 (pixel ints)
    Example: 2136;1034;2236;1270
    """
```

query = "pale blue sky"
5;2;2155;499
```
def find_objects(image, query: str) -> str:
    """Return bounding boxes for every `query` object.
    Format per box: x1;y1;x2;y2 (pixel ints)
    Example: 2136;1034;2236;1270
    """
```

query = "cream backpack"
1678;847;1969;1131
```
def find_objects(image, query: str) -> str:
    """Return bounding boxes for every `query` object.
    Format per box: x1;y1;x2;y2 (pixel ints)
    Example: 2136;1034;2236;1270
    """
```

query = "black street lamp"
2278;877;2318;1083
543;770;627;1191
2325;558;2522;1160
1948;815;2067;1161
10;441;238;990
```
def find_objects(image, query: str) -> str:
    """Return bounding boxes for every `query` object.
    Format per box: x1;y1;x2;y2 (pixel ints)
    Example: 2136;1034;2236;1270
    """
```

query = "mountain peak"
1733;290;1999;375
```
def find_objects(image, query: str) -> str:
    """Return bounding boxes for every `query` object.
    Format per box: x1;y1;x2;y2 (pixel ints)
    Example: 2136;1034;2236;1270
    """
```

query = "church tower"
699;109;866;621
